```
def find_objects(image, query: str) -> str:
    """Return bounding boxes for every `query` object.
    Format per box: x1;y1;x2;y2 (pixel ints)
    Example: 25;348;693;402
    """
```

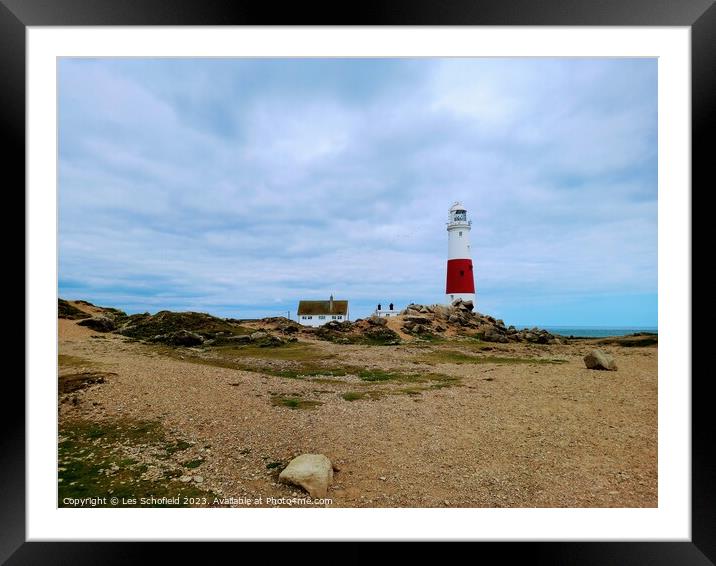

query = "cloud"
58;58;657;325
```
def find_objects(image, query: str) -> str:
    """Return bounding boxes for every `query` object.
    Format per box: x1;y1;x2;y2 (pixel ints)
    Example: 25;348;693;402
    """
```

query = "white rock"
584;350;617;371
278;454;333;498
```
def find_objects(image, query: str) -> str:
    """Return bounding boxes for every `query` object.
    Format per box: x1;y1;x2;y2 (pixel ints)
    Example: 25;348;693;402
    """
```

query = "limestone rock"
584;350;617;371
278;454;333;498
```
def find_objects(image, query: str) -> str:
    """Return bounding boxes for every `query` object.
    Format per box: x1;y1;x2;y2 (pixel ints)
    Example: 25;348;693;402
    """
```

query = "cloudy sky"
58;58;657;327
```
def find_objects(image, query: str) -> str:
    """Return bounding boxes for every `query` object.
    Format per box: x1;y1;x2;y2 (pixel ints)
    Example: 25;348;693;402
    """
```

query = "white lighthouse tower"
445;201;476;304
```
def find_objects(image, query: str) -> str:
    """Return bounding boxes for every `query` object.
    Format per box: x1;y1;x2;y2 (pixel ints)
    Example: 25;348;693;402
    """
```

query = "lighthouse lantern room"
445;201;476;305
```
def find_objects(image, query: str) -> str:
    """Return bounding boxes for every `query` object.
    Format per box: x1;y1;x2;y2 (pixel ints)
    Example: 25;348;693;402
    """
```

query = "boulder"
368;315;388;326
278;454;334;498
483;326;508;343
584;350;617;371
250;331;268;341
461;300;475;312
77;315;116;332
432;305;449;320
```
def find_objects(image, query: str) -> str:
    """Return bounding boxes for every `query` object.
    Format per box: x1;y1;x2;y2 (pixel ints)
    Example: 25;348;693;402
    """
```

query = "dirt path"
58;319;657;508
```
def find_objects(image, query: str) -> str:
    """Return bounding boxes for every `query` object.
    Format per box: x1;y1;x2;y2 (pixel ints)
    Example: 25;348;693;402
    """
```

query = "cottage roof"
297;300;348;316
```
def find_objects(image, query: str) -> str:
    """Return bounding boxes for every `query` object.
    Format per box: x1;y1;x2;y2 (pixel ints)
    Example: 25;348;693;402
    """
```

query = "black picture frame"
9;0;708;561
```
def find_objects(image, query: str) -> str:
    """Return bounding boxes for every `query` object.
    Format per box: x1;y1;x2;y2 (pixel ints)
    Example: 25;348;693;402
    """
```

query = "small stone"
194;476;204;483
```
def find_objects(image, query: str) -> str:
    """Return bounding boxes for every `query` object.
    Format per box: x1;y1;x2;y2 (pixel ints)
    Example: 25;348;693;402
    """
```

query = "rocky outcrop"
278;454;334;498
314;317;400;345
397;300;563;344
584;350;617;371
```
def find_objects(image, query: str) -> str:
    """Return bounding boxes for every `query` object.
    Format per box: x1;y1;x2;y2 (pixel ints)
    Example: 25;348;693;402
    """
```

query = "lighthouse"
445;201;476;304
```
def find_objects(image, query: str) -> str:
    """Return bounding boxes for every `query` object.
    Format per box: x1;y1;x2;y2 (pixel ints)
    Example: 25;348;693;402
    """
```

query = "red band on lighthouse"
446;258;475;294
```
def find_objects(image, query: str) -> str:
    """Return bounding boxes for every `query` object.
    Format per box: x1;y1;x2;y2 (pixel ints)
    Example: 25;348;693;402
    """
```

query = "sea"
535;326;658;338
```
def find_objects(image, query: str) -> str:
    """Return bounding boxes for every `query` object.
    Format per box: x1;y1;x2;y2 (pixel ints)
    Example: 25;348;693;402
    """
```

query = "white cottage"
297;295;349;327
374;302;400;318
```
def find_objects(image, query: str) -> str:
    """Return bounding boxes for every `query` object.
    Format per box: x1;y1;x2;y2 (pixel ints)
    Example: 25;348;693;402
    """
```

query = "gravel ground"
58;316;657;508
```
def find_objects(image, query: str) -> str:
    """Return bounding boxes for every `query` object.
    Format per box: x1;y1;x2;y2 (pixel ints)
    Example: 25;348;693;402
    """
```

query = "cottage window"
319;315;326;319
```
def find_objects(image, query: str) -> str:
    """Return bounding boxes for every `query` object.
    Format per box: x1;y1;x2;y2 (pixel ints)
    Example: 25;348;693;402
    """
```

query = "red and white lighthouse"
445;201;476;304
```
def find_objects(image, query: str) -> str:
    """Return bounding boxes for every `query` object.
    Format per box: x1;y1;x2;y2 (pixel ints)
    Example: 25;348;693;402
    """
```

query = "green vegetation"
595;335;658;347
419;350;567;365
341;390;386;401
58;419;213;507
270;395;323;410
214;343;333;361
357;369;395;382
315;325;401;346
411;333;445;343
184;458;204;469
342;391;364;401
358;368;460;387
166;440;193;455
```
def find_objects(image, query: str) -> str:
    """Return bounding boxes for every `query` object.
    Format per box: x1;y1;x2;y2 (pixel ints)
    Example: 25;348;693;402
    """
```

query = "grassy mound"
118;310;251;341
58;299;91;320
